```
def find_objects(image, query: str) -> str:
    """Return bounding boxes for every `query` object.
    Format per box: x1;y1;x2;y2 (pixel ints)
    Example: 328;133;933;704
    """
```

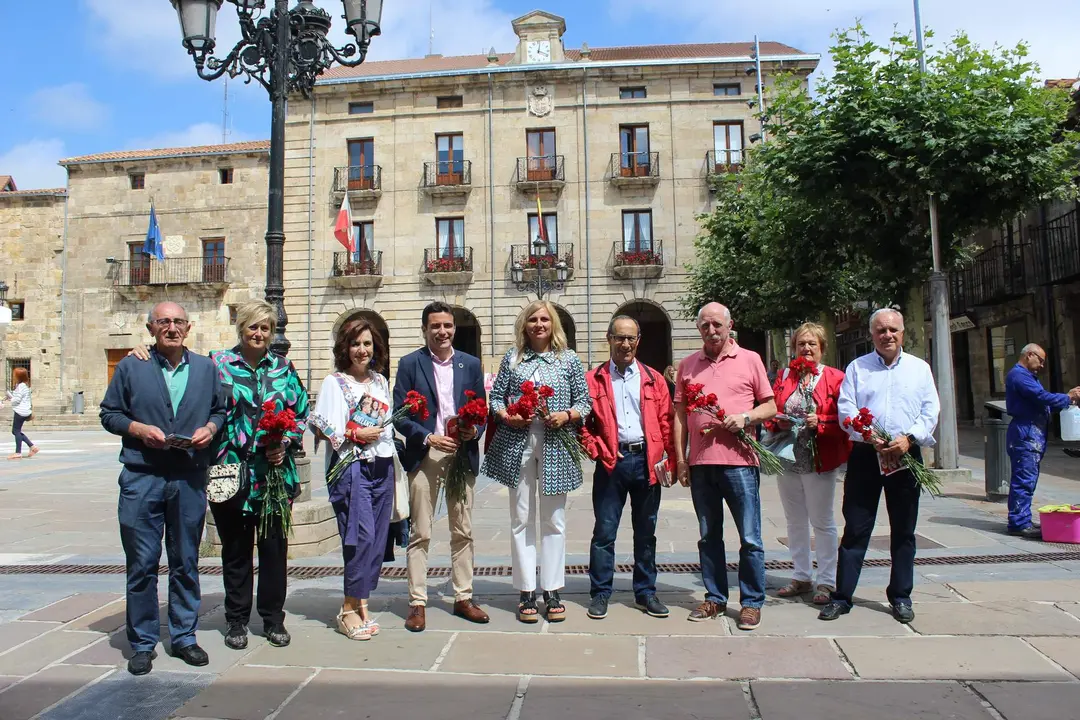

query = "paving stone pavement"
1;429;1080;718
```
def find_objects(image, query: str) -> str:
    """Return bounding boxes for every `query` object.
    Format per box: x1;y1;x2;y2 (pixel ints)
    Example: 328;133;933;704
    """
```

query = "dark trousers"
588;449;661;601
833;444;921;608
117;467;206;652
330;456;393;600
11;413;33;454
210;502;288;628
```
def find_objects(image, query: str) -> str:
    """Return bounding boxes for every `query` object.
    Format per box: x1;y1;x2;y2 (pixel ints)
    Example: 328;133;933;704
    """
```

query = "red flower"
789;357;819;377
538;385;555;399
521;381;535;395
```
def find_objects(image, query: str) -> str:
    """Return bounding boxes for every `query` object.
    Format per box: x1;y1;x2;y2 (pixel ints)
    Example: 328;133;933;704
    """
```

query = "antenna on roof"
222;77;230;144
428;1;434;56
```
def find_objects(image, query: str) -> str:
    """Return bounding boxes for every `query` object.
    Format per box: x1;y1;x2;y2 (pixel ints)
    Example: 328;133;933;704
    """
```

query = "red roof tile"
0;175;15;192
0;187;66;198
320;41;810;81
59;140;270;166
1046;78;1079;90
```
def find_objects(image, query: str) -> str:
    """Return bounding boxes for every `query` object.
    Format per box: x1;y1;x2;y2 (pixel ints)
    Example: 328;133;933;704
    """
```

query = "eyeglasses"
150;318;189;328
610;334;639;345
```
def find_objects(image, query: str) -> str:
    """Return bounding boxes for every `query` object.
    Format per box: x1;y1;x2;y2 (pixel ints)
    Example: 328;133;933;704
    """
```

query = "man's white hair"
1020;343;1043;356
696;303;732;325
868;307;904;332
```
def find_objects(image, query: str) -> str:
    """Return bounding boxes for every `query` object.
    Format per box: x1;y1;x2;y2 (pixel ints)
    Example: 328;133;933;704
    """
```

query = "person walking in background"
100;301;226;675
5;367;36;460
767;360;781;386
310;319;396;641
819;308;939;625
673;302;776;631
483;300;591;624
1004;343;1080;539
581;315;675;620
768;323;850;605
662;365;677;398
393;302;489;633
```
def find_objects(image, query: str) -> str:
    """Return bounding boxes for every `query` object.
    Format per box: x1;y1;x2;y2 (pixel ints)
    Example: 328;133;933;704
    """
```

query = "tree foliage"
684;25;1078;327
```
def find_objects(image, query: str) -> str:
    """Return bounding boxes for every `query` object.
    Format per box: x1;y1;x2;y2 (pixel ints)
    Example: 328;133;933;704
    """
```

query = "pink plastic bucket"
1039;510;1080;544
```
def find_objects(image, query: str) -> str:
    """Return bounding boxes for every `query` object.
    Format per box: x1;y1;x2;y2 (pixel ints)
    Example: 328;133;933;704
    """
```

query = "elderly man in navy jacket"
1005;344;1080;539
100;301;226;675
393;301;488;632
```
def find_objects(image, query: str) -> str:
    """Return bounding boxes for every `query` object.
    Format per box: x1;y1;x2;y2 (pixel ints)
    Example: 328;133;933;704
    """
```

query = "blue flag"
143;203;165;262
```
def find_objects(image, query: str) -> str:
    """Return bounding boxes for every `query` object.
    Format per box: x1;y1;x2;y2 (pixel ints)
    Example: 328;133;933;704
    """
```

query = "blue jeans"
588;450;661;601
118;468;207;652
689;464;765;608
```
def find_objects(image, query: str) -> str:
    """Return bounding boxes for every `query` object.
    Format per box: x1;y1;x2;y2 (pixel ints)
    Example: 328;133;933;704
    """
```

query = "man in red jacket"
581;315;675;620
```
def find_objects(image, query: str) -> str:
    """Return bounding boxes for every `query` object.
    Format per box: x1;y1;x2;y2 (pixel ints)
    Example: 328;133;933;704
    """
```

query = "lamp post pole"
171;0;383;357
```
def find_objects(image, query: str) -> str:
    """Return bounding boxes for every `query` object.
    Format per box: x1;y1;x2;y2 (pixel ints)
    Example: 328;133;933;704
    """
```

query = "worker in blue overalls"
1005;343;1080;539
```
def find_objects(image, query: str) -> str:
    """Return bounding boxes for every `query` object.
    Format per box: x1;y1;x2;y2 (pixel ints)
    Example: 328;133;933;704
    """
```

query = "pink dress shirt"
432;350;457;436
674;343;773;467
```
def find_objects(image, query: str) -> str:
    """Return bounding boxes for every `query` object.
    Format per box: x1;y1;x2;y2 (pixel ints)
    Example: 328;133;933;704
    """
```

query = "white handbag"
391;452;410;522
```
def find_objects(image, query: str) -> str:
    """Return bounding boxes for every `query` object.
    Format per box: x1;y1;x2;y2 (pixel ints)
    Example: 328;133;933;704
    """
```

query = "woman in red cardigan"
769;322;851;605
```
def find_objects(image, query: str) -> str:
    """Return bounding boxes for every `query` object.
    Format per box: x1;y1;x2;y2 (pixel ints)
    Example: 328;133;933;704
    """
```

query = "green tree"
685;25;1078;326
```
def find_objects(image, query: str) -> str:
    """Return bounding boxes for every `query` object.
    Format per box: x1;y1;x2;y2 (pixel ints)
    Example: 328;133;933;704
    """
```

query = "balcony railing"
968;243;1028;307
113;257;230;287
613;241;664;267
332;165;383;194
705;149;744;177
422;160;472;192
514;156;565;188
923;273;973;317
510;243;575;272
423;246;474;273
332;251;383;277
609;151;660;182
1029;208;1080;285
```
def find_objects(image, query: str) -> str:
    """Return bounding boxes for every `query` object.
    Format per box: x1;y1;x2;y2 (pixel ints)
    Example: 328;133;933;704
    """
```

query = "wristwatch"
742;413;751;427
905;433;918;448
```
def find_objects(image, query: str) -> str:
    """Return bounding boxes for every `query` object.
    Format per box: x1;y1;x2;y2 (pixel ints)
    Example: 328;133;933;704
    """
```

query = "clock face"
526;40;551;63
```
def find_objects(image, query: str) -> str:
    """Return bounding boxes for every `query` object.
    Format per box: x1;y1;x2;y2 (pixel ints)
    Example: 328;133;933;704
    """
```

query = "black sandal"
543;590;566;622
517;591;539;624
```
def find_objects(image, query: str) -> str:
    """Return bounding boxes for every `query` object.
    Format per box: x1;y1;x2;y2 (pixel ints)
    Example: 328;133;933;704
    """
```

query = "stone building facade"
278;10;818;386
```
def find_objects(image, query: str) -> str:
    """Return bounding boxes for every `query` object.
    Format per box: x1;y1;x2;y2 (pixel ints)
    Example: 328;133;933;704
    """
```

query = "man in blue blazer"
100;302;226;676
393;301;489;632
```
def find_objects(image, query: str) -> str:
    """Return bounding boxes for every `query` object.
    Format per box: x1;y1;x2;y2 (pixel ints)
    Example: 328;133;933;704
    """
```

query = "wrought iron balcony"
421;160;472;195
1029;208;1079;285
968;243;1028;307
612;241;664;280
705;150;744;184
112;257;230;293
609;151;660;187
923;273;973;318
422;247;474;285
332;165;383;201
514;156;565;192
509;243;575;283
330;250;383;289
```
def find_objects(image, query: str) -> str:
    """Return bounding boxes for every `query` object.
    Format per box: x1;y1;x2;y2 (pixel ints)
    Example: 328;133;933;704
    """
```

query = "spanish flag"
536;195;547;243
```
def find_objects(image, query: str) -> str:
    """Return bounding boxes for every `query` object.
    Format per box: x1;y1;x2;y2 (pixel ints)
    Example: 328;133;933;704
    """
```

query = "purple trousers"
329;455;394;599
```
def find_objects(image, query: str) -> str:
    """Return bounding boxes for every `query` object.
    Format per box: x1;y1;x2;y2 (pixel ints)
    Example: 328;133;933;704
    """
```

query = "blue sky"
1;0;1077;189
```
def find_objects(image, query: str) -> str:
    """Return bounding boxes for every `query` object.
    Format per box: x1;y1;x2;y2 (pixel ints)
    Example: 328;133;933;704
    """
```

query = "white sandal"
336;609;371;641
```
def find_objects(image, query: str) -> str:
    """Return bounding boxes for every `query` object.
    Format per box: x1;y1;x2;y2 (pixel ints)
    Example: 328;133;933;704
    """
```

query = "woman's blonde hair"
514;300;568;363
234;300;277;340
790;321;829;356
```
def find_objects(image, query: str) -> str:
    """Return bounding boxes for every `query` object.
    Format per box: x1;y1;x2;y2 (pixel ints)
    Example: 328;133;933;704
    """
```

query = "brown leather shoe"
405;605;426;632
453;599;490;624
737;606;761;631
687;600;725;622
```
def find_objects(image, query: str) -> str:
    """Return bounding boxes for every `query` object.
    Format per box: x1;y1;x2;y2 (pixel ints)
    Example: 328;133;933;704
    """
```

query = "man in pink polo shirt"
674;302;776;630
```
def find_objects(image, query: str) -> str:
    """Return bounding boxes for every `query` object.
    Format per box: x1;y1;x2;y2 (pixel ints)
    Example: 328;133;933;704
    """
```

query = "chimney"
580;43;591;61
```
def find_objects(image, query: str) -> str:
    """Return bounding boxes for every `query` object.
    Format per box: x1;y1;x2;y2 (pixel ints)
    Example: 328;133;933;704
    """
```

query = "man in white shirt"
819;308;940;625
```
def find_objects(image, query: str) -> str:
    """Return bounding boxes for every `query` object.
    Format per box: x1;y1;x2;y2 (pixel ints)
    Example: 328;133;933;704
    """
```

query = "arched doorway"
615;300;672;372
338;310;390;379
555;307;576;351
451;307;482;359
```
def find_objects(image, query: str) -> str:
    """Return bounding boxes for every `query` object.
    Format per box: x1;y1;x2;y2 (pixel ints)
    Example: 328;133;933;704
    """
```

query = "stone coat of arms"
528;85;553;117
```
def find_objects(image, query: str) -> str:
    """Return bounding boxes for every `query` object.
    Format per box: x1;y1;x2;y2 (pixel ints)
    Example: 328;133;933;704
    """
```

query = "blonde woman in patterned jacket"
482;300;591;624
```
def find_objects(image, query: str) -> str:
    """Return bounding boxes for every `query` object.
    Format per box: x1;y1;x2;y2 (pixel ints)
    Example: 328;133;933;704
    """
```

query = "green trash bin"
984;400;1010;501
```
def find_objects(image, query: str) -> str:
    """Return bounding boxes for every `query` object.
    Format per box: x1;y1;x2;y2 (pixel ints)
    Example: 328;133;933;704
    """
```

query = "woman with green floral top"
131;300;309;651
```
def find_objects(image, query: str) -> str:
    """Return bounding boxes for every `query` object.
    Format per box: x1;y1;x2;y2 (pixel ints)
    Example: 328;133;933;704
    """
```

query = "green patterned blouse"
210;347;309;514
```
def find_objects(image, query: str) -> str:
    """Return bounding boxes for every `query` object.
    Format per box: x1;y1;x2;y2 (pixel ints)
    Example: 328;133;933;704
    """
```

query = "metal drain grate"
1;550;1079;578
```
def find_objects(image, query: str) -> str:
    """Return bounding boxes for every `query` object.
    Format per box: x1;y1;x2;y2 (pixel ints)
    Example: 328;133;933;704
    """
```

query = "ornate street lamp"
512;235;566;300
170;0;383;355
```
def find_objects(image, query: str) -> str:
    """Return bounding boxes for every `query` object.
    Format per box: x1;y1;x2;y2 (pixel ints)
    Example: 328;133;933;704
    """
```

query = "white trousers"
776;469;839;588
509;421;567;592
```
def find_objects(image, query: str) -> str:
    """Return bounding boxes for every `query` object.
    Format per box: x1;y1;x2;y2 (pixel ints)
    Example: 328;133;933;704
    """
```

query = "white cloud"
0;139;68;190
609;0;1080;83
361;0;518;60
26;83;110;133
126;122;254;151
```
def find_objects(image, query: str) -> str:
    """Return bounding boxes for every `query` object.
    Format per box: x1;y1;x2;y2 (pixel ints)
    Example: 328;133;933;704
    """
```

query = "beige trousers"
406;447;476;606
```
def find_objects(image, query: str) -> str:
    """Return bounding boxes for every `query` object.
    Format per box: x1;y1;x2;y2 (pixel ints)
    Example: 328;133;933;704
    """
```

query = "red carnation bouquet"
327;391;429;487
256;401;300;540
790;356;820;468
444;390;489;504
683;379;784;476
844;408;941;496
507;380;586;466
